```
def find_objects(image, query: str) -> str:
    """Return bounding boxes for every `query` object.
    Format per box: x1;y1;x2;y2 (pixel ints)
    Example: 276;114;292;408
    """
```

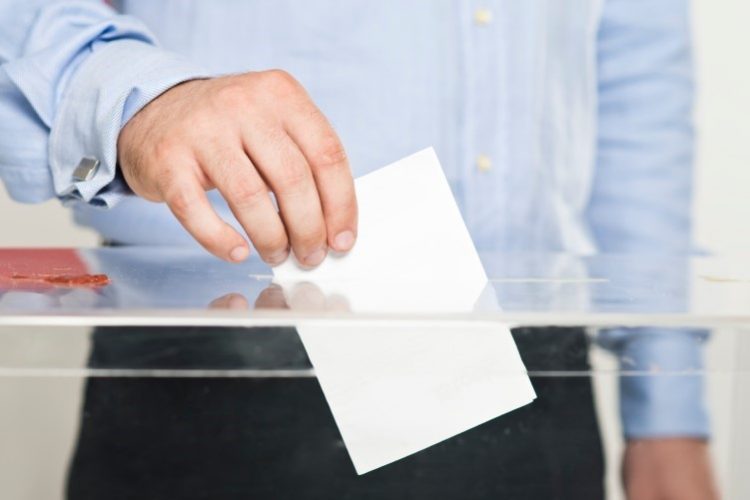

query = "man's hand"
623;438;719;500
117;71;358;266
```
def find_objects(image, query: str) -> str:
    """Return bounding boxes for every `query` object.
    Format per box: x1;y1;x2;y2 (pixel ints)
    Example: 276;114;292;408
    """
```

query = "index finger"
162;173;250;263
283;99;358;253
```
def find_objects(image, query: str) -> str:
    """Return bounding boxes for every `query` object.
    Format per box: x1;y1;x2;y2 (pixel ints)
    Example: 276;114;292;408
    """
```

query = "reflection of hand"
208;292;249;310
623;438;719;500
255;283;350;311
254;283;289;309
118;71;358;266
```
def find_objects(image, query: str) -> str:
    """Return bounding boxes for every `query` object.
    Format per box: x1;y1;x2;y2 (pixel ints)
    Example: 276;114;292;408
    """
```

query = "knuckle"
263;69;301;95
260;123;288;145
165;187;195;220
152;137;182;163
266;69;295;85
206;151;237;185
278;167;309;194
294;228;326;251
228;179;267;210
213;82;249;107
312;138;348;172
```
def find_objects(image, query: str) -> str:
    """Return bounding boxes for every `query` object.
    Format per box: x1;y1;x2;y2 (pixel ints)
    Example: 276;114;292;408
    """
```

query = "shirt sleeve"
592;0;709;439
0;0;207;207
597;327;710;439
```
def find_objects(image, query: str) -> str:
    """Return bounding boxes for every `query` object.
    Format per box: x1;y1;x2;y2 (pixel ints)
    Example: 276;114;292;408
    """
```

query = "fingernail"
267;249;289;266
230;246;249;262
333;230;355;252
303;248;327;267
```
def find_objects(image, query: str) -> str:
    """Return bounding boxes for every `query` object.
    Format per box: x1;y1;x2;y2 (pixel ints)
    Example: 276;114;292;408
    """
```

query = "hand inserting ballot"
117;71;358;267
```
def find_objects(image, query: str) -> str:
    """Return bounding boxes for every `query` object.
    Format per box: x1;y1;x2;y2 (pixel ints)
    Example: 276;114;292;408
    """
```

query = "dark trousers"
66;327;604;499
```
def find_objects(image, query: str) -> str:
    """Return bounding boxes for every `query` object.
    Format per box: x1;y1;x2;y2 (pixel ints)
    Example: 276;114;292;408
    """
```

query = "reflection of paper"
273;148;535;474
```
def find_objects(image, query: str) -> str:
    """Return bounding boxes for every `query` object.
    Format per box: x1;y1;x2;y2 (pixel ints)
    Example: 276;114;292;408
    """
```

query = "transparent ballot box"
0;247;748;499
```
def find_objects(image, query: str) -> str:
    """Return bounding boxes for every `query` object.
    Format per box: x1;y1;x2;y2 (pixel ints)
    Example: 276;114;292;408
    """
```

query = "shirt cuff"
48;39;208;207
598;327;711;439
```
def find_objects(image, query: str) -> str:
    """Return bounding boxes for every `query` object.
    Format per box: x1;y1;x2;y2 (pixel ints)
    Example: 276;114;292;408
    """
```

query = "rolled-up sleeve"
0;0;206;207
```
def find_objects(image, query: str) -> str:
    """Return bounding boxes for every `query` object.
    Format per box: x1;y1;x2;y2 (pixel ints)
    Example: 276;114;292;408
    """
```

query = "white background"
0;1;748;498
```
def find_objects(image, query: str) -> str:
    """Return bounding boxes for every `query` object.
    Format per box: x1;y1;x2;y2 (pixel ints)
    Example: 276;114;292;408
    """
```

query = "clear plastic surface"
1;247;750;327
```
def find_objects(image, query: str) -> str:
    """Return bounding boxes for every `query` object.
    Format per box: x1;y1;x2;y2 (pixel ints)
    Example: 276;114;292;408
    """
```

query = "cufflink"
72;157;100;182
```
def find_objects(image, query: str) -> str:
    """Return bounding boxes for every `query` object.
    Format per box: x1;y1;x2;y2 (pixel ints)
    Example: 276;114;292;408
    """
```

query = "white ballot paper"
272;148;535;474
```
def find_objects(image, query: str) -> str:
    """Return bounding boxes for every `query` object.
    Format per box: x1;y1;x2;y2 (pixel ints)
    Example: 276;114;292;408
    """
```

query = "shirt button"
72;157;100;182
473;8;493;26
476;154;492;172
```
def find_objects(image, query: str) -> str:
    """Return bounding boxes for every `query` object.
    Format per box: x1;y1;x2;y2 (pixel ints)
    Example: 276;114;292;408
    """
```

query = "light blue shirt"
0;0;708;438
